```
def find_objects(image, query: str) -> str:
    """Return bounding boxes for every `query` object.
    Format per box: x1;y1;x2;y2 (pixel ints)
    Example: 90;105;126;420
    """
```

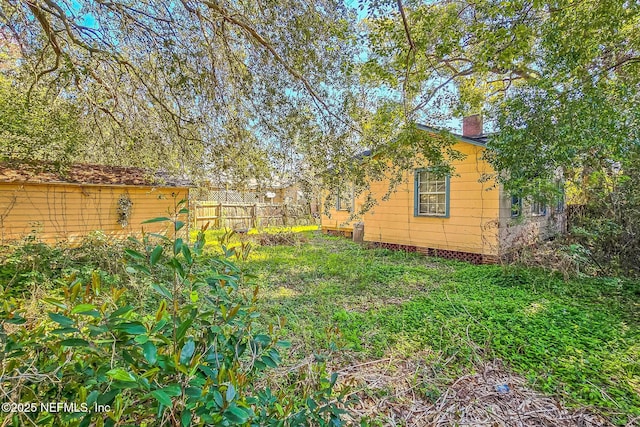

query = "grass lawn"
233;231;639;424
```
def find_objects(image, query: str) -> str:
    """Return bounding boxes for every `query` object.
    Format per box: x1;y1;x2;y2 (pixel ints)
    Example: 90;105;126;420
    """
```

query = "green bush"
0;231;127;299
567;152;640;277
0;206;351;426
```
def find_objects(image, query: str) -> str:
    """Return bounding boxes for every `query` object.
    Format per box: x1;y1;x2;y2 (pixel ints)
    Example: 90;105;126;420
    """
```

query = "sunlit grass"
236;233;640;424
190;225;319;246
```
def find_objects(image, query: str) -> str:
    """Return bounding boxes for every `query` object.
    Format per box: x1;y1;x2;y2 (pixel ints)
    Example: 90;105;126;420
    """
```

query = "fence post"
217;203;222;229
253;203;258;229
282;203;288;227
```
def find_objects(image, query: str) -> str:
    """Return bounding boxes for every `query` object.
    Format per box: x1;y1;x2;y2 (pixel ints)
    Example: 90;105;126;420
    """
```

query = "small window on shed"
336;187;353;212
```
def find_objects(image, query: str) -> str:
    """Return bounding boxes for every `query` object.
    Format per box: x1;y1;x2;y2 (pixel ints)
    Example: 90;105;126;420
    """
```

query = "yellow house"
321;116;566;263
0;162;190;245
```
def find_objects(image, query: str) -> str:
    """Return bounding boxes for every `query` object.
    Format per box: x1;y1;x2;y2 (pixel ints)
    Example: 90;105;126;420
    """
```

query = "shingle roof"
355;123;489;160
0;162;192;187
415;123;489;147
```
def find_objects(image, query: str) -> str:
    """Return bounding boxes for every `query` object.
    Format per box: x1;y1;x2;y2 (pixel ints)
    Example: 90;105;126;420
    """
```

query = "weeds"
1;229;638;424
245;234;640;425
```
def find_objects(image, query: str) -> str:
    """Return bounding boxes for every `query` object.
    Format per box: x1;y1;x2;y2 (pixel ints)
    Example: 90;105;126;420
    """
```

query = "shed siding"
320;205;356;232
0;183;189;244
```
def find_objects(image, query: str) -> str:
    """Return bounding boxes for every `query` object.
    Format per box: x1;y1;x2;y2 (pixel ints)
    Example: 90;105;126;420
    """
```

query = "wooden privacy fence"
192;201;318;230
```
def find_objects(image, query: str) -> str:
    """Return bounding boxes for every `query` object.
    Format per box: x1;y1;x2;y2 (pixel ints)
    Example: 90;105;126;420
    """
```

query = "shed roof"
0;162;192;187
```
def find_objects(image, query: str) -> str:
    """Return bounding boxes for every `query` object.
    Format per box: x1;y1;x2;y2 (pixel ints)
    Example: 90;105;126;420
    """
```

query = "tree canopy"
0;0;361;181
362;0;639;197
1;0;639;202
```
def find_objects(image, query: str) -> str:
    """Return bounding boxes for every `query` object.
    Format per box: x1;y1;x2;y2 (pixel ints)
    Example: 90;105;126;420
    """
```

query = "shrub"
0;206;350;426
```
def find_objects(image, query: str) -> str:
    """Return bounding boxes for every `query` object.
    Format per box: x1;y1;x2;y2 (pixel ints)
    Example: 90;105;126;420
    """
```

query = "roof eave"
415;123;487;147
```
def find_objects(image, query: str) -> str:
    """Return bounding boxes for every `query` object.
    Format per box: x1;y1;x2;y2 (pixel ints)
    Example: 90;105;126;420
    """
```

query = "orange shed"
0;162;190;245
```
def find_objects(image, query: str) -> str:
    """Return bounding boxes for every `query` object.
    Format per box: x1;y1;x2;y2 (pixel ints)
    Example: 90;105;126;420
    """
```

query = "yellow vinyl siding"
320;186;363;232
320;204;356;232
0;183;189;244
360;142;500;256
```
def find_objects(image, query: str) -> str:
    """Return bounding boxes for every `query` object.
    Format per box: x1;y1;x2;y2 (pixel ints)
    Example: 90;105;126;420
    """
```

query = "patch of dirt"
338;358;613;426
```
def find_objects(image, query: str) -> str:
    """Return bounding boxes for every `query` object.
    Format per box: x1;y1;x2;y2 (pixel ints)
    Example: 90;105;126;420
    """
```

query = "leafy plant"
0;204;351;426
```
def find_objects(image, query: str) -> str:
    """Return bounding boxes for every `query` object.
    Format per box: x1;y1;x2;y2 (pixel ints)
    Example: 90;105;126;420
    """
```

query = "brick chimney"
462;114;483;137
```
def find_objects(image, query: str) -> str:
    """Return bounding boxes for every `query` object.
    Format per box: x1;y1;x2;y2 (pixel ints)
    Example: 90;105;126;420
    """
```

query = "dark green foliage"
0;76;85;164
566;151;640;277
0;231;126;297
0;211;351;426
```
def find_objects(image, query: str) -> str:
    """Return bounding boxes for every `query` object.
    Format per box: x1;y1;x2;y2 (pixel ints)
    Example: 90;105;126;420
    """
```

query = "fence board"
192;201;317;230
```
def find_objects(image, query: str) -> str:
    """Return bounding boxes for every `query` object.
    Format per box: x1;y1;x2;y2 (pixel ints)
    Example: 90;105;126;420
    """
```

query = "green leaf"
151;318;168;333
175;220;185;231
161;385;182;397
179;340;196;365
134;334;149;344
71;303;97;314
276;340;291;348
150;390;172;406
124;249;145;260
224;406;250;424
185;387;201;398
150;245;163;266
48;312;74;327
142;217;171;224
176;318;193;341
59;338;90;347
330;372;338;387
213;390;224;408
106;368;137;382
151;283;173;299
4;315;26;325
114;322;147;335
181;411;192;427
147;232;170;241
225;384;236;402
253;334;271;346
87;390;99;406
306;397;318;410
142;341;157;364
97;389;119;405
109;305;135;319
189;291;198;303
51;327;80;335
174;238;184;255
128;264;151;275
181;245;192;265
261;355;278;368
42;298;67;310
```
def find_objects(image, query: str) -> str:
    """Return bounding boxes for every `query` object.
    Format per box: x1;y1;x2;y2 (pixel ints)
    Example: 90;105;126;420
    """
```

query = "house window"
336;187;353;212
531;200;547;216
415;169;449;217
511;195;522;218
